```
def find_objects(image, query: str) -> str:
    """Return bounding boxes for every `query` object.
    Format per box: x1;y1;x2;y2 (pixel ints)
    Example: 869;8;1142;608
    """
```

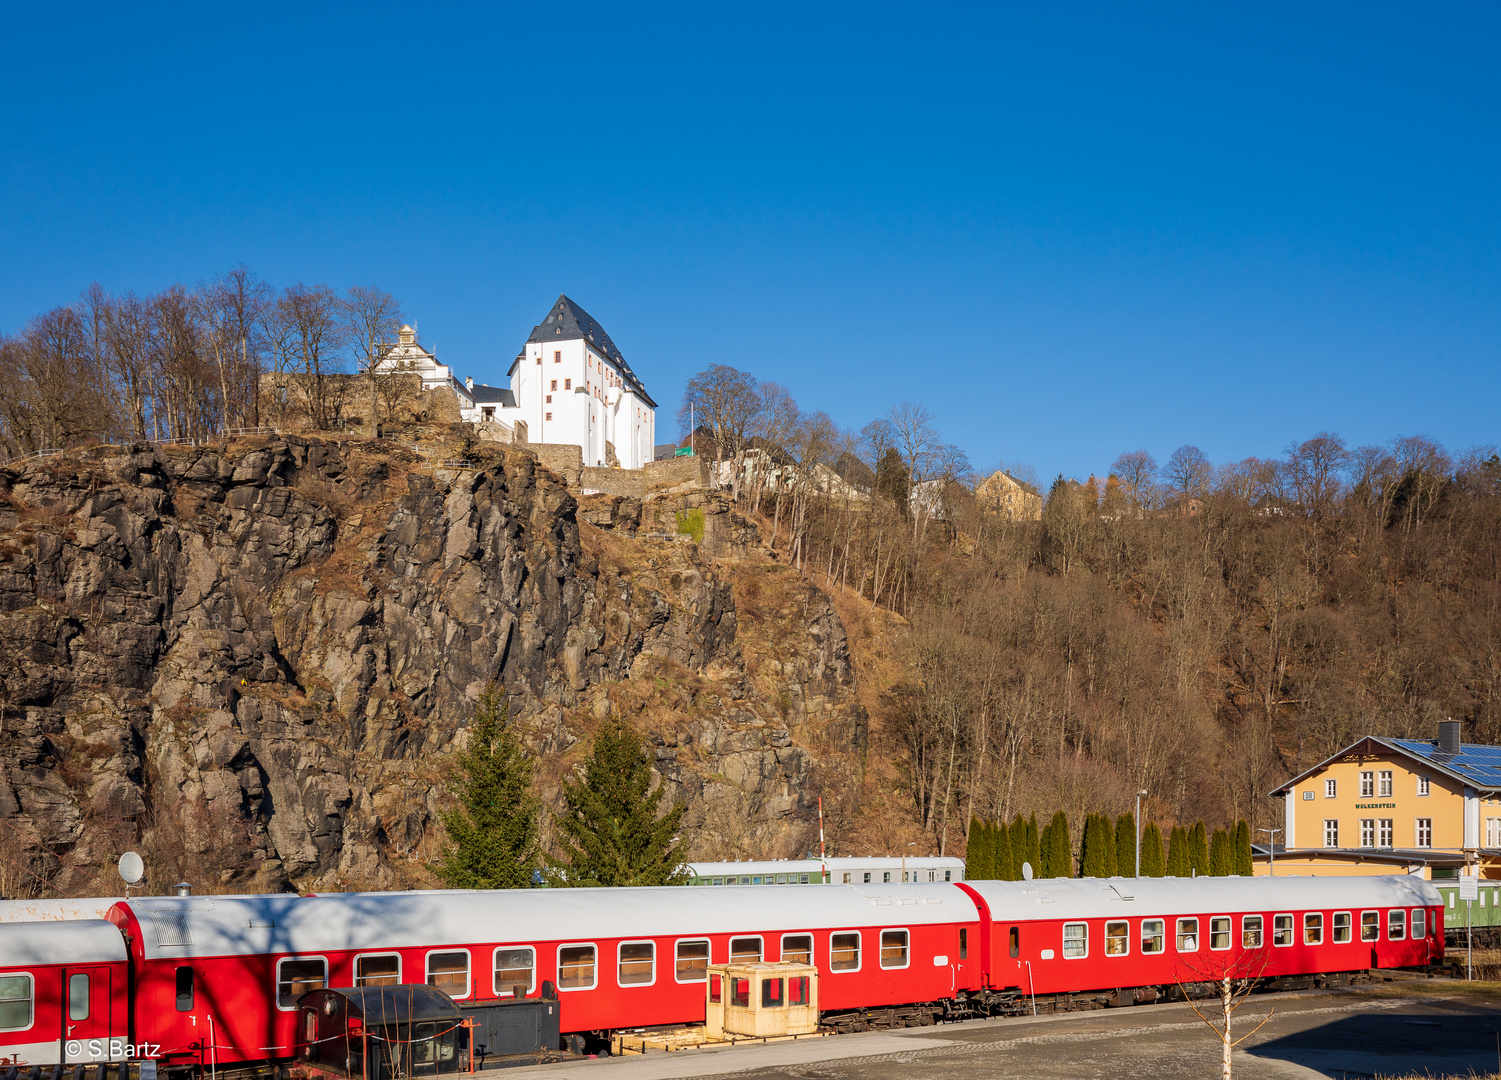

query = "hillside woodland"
1;275;1497;894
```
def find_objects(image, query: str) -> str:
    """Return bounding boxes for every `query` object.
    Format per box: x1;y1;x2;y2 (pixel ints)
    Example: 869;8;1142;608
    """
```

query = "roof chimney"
1439;719;1461;755
173;881;193;897
398;325;415;345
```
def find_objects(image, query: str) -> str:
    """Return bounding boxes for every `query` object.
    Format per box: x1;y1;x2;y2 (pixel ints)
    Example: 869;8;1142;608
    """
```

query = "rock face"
0;438;863;893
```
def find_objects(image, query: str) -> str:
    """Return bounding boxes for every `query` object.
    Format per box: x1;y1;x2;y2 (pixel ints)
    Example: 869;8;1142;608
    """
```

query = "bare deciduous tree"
343;285;404;434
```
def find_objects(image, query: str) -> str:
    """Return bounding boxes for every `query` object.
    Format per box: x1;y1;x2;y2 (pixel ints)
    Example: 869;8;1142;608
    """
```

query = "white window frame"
275;955;328;1011
352;951;402;987
1415;818;1433;848
556;943;598;992
1176;917;1199;953
673;939;710;984
1273;913;1295;947
879;928;911;970
1332;911;1352;944
425;949;471;1000
616;940;656;988
1360;771;1374;797
1378;770;1393;797
1141;919;1166;954
1323;819;1339;847
1103;920;1130;957
0;973;33;1032
1378;819;1393;848
1488;817;1501;848
1062;922;1089;959
1209;916;1232;951
1303;913;1323;946
829;930;862;973
1325;778;1337;798
1388;909;1406;941
1360;910;1380;942
779;932;814;965
1417;776;1431;797
728;935;764;964
1242;915;1263;948
1361;819;1376;847
1412;908;1426;938
492;946;537;998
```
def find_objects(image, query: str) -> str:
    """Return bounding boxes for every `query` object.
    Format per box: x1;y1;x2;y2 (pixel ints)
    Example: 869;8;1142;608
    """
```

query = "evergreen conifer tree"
1141;821;1166;877
1081;814;1114;877
993;819;1014;881
1209;827;1232;876
1027;813;1042;876
548;718;689;886
1043;811;1069;877
1038;817;1057;877
1166;825;1190;876
1010;816;1029;877
437;685;539;890
965;817;986;880
977;820;996;879
1115;813;1136;876
1234;819;1254;876
1190;821;1209;876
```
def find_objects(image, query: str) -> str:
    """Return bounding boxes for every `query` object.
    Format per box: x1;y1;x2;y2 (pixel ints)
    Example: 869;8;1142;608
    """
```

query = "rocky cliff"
0;437;866;895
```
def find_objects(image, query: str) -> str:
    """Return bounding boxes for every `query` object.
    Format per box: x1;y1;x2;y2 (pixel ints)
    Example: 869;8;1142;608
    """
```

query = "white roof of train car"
118;884;979;961
688;857;964;875
0;898;123;922
0;919;129;965
969;874;1441;922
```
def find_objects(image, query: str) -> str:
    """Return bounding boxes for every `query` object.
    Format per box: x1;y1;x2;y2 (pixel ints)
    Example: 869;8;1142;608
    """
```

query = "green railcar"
1434;882;1501;929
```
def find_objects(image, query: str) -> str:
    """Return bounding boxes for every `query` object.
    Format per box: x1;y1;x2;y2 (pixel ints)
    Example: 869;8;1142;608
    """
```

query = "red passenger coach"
0;920;130;1068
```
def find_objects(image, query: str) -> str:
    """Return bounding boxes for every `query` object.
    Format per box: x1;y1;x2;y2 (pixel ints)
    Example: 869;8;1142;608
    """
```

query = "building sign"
1354;803;1396;809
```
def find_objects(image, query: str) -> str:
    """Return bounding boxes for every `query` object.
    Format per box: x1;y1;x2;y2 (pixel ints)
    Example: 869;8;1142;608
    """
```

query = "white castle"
375;295;658;470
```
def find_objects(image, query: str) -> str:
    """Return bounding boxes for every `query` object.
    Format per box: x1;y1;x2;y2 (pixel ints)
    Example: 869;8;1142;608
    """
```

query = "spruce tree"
1080;814;1108;877
993;819;1015;881
437;685;539;889
965;817;985;880
1141;821;1166;877
1234;819;1254;876
1038;817;1057;877
975;820;995;879
1010;816;1029;878
1166;825;1190;876
1115;813;1136;876
1027;813;1042;876
548;718;689;886
1209;827;1232;876
1044;811;1070;877
1190;821;1209;877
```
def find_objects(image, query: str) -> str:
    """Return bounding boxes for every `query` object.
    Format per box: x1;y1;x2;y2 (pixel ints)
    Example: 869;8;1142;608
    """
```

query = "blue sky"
3;3;1497;480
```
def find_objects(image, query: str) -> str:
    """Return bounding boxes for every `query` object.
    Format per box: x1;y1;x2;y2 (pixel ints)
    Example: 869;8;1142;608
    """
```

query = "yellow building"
1261;721;1501;880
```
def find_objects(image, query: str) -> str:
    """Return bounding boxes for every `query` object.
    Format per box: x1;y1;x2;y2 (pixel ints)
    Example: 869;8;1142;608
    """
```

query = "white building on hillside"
508;295;656;469
375;325;515;425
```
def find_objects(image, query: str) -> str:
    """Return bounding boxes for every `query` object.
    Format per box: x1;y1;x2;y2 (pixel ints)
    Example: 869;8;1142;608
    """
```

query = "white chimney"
465;377;474;390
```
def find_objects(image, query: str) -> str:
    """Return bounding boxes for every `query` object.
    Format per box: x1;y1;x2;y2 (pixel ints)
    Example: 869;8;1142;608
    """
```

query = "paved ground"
511;983;1501;1080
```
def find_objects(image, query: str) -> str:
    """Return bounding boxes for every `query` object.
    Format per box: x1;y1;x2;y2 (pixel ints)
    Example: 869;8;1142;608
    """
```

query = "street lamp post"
903;841;917;883
1134;790;1147;876
1258;827;1283;876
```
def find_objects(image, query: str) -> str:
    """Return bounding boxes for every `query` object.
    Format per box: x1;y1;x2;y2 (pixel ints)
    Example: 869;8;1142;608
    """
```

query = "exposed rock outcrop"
0;437;863;893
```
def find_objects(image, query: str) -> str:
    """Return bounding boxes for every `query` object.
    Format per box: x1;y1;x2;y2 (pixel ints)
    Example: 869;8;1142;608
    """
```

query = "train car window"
355;954;400;987
713;878;724;886
1009;926;1020;959
880;930;910;969
863;873;872;884
1176;918;1199;952
68;973;90;1021
730;937;763;964
618;942;655;986
426;951;470;998
709;974;722;1003
276;958;326;1009
176;966;196;1011
675;940;710;983
790;976;810;1005
1361;911;1380;942
558;945;597;990
945;870;952;881
731;978;750;1008
1303;914;1323;945
493;947;536;996
1105;922;1129;956
1388;910;1406;941
1273;914;1294;946
1332;913;1352;943
1209;918;1231;951
304;1011;316;1043
781;934;813;965
0;974;33;1031
830;932;861;971
1141;920;1165;954
1242;916;1263;948
883;872;891;883
843;873;851;884
762;977;784;1007
960;928;969;960
1412;909;1426;938
1062;923;1088;959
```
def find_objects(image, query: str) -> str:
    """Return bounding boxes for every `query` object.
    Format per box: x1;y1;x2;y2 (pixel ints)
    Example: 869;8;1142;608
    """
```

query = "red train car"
0;920;130;1068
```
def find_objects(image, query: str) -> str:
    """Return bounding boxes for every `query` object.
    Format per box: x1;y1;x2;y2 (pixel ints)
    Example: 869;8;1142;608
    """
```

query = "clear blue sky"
4;3;1497;480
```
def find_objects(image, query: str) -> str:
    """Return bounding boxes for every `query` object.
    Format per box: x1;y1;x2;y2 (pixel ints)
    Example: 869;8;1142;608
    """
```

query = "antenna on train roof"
118;851;145;897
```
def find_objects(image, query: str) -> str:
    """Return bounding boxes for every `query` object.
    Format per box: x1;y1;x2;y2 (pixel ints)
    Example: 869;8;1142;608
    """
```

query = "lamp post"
1258;827;1282;876
1134;790;1147;877
902;841;917;883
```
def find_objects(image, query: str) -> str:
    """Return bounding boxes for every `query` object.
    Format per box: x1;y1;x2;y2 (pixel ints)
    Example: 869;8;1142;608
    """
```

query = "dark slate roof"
470;383;515;407
1271;735;1501;796
524;295;657;408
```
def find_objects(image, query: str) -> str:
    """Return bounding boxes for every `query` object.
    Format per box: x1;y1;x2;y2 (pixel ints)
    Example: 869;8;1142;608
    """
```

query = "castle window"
550;380;557;391
545;395;552;404
535;356;541;365
554;351;561;362
545;412;552;421
565;379;571;390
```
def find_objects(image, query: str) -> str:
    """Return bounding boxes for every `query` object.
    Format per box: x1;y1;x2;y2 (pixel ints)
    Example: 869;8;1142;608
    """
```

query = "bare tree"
270;283;347;430
343;285;404;434
84;286;154;441
199;267;273;431
1177;946;1275;1080
1163;445;1213;509
678;364;761;499
1282;432;1350;517
1109;449;1158;511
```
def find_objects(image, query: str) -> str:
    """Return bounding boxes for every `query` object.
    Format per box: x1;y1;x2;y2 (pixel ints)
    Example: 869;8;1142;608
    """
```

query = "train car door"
61;967;116;1063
